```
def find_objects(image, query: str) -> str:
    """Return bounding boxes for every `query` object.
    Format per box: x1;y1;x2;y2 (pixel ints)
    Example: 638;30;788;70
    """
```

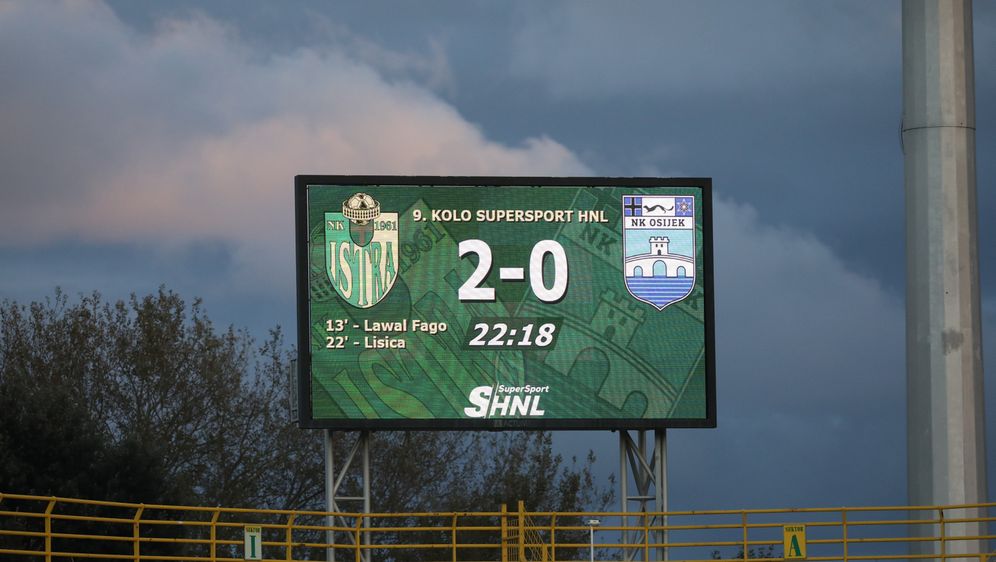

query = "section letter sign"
243;526;262;561
295;176;715;430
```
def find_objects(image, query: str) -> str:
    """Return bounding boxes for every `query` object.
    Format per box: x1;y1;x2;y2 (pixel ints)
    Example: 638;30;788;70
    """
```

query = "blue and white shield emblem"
621;195;695;310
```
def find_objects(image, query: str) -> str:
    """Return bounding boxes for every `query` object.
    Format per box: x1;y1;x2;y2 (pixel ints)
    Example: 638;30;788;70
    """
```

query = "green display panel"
295;176;715;430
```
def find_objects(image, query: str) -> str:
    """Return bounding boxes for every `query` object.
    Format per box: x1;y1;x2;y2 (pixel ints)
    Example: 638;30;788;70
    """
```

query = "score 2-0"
457;240;568;303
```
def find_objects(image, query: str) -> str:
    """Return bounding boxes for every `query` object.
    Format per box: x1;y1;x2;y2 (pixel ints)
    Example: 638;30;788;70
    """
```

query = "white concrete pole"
590;524;595;562
902;0;987;559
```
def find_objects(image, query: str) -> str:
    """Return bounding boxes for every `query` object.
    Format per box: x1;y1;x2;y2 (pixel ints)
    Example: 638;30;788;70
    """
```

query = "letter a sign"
783;525;807;559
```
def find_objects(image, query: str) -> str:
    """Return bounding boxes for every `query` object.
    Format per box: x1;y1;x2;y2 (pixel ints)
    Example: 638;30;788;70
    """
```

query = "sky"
0;0;994;512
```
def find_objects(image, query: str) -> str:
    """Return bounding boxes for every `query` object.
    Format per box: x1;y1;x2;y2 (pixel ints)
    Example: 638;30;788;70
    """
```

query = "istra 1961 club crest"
325;193;399;308
621;195;696;311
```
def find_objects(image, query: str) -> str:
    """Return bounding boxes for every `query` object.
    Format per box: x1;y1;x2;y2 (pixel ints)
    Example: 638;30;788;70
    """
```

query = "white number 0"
529;240;568;303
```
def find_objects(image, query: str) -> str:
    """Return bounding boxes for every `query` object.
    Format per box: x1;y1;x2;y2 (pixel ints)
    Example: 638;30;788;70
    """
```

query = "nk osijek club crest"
325;193;399;308
621;195;696;311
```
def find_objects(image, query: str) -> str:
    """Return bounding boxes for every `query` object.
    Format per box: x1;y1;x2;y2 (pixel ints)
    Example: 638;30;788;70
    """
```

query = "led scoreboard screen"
295;176;715;430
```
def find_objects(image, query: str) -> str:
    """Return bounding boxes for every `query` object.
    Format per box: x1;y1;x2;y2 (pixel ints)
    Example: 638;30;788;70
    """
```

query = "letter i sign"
244;525;262;560
783;525;807;559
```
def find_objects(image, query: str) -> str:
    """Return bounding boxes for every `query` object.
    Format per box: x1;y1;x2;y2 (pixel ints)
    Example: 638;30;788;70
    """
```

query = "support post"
362;431;370;553
325;431;372;562
590;524;595;562
655;430;667;562
518;500;526;562
209;510;220;562
501;503;508;562
902;2;988;561
620;433;629;558
44;498;55;562
451;514;458;562
325;429;336;562
619;430;668;561
550;513;557;562
133;506;144;562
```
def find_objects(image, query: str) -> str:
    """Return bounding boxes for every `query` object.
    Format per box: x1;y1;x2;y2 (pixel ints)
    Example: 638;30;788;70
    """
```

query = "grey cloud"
713;198;903;415
509;1;898;100
687;197;910;506
0;0;589;295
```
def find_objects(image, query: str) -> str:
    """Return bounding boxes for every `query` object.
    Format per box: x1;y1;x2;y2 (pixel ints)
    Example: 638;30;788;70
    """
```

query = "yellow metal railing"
502;501;551;561
0;492;993;561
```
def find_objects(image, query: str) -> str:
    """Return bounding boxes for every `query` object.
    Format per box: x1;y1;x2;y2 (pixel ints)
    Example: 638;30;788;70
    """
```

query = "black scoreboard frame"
295;175;716;431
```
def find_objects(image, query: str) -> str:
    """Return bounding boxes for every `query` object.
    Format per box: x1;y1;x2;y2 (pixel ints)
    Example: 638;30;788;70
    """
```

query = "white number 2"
458;239;495;301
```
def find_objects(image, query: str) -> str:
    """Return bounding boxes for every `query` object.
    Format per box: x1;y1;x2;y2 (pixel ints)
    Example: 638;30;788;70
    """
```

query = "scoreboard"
295;176;715;430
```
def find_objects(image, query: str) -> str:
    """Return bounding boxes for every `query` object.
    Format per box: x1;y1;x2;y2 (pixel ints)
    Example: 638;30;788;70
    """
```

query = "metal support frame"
325;430;371;562
619;429;668;561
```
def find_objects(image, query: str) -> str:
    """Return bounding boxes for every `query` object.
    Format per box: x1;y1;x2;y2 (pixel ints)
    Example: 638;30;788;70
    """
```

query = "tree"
0;289;613;528
365;431;611;513
0;343;185;557
0;372;176;502
0;288;322;510
360;431;613;561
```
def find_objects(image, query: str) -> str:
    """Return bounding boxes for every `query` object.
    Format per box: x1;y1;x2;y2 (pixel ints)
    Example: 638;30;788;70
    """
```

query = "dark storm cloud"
509;3;898;98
